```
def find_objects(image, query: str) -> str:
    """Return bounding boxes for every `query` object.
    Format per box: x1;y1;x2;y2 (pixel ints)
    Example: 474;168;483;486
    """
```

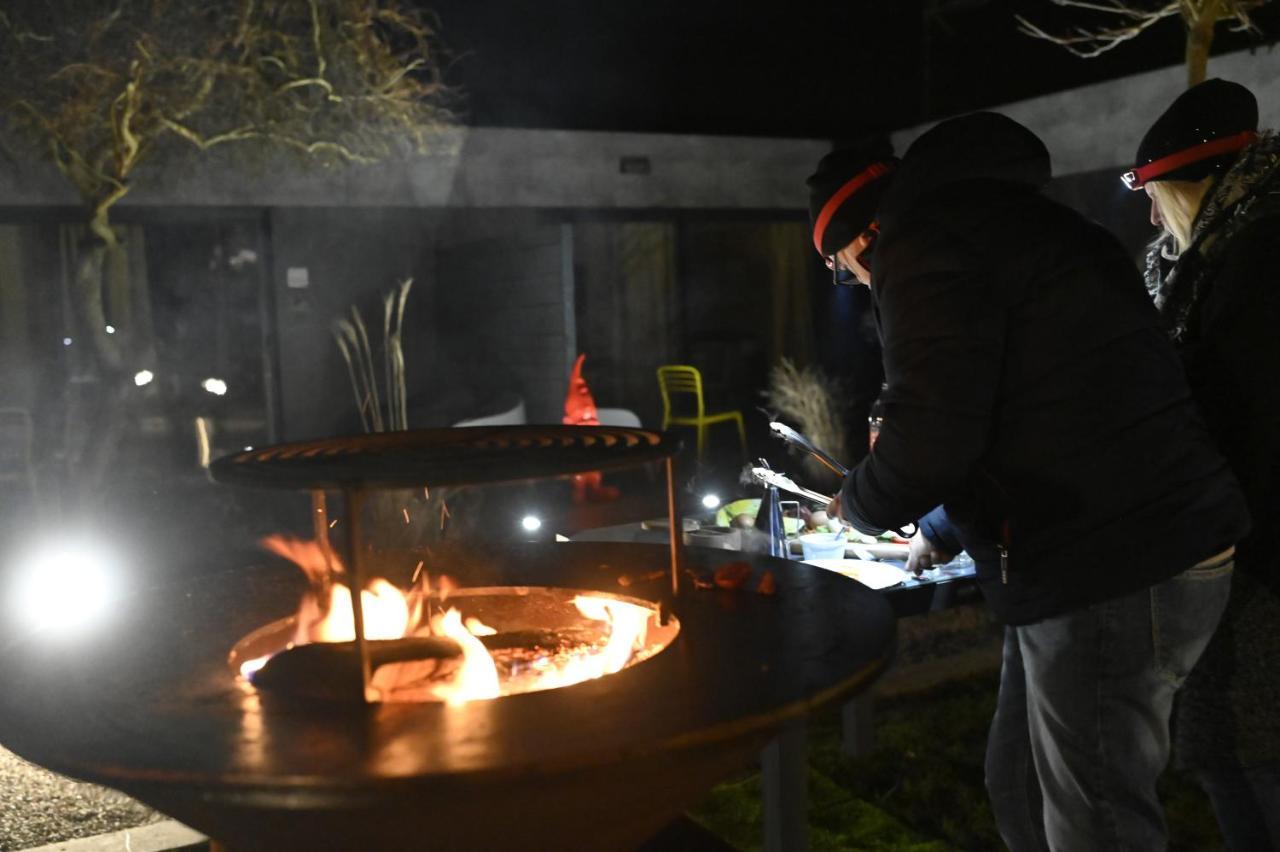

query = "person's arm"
917;504;962;553
838;222;1006;535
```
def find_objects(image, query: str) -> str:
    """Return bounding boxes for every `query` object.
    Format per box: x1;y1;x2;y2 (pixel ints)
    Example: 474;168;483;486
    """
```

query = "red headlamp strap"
1122;130;1257;190
813;162;893;254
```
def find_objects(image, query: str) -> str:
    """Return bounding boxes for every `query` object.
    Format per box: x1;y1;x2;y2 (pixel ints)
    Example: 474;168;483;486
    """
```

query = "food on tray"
803;559;907;590
715;499;803;534
845;528;910;544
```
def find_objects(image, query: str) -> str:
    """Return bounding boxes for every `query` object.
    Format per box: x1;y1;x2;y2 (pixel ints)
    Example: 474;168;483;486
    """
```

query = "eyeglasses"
825;224;879;287
826;255;857;286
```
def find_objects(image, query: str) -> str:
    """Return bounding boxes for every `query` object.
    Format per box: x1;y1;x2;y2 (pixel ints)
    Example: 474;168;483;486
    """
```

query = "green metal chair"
656;365;747;459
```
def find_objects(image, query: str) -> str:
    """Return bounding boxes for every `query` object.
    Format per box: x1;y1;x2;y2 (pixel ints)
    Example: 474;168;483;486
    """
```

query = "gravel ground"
0;746;162;851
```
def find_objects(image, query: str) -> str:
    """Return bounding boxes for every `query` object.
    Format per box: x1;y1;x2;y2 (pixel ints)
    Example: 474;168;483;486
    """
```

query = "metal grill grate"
209;425;680;489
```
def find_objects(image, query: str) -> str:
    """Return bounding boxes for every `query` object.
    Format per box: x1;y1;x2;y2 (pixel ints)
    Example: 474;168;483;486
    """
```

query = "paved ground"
0;748;162;852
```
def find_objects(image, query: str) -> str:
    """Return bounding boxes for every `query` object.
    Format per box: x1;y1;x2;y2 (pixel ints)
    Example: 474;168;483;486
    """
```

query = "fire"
301;580;409;644
532;596;651;690
432;608;500;705
243;535;659;703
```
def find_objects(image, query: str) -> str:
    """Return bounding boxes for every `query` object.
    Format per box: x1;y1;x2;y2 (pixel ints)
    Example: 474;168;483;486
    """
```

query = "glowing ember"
237;535;670;703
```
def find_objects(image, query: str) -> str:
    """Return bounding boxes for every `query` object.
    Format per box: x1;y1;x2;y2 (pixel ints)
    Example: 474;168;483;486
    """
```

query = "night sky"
421;0;1280;140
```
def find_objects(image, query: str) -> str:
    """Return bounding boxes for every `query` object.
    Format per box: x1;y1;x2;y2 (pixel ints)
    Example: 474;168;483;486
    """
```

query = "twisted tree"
0;0;454;491
1016;0;1271;85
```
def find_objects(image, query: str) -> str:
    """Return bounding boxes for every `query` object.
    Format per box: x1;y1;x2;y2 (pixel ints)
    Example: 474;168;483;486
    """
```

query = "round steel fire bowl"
0;542;894;852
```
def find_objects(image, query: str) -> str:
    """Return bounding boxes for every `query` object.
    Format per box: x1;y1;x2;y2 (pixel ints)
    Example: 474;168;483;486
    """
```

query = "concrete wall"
892;45;1280;176
268;207;436;440
0;128;828;212
433;211;575;424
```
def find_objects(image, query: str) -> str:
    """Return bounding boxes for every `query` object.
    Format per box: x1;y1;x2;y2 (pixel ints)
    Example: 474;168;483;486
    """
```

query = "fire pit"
0;426;895;850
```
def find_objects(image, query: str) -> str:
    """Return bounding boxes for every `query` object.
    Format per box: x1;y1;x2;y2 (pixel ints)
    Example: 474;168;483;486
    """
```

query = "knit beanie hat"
1123;78;1258;190
807;144;897;256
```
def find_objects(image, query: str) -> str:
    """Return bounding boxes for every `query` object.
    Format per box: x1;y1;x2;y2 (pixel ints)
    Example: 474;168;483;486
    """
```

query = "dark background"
422;0;1280;139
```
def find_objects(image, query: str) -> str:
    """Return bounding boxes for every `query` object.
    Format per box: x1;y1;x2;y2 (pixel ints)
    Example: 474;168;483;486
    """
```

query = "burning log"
247;626;614;700
250;636;464;701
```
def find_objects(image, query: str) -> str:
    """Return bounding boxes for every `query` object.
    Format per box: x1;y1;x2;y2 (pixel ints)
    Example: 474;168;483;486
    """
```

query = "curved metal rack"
210;425;681;490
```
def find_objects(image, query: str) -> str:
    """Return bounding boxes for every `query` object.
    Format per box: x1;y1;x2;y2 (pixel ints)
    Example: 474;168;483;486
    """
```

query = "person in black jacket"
811;113;1250;851
1127;78;1280;852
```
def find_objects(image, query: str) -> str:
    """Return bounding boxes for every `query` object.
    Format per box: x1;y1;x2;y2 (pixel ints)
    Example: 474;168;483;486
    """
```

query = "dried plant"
1015;0;1270;85
333;278;459;547
761;359;849;487
334;278;412;433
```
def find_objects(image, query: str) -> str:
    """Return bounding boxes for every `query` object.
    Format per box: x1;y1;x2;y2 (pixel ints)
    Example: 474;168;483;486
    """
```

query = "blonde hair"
1149;176;1215;253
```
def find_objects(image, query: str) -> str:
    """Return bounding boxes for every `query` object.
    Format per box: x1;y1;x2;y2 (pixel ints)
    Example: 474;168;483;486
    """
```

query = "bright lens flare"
9;541;120;636
701;494;721;509
521;515;542;532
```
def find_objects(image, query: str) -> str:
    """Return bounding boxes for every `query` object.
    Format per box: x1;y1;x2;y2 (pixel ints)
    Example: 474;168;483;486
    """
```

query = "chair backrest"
452;398;527;428
656;365;705;419
596;407;642;429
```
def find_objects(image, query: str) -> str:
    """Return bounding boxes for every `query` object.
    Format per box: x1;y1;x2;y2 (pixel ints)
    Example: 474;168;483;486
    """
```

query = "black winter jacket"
839;112;1249;625
1145;132;1280;768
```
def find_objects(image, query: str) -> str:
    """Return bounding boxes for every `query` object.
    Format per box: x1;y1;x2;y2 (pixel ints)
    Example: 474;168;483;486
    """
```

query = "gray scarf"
1144;130;1280;341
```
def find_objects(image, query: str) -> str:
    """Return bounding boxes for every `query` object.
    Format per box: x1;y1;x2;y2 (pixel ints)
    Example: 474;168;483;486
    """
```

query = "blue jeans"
985;557;1233;852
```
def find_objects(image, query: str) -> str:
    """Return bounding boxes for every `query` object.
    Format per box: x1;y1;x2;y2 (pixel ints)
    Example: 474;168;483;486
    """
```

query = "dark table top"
571;521;979;618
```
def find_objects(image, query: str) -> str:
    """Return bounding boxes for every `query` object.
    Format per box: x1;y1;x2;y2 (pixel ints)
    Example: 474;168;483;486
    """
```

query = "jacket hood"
877;112;1051;230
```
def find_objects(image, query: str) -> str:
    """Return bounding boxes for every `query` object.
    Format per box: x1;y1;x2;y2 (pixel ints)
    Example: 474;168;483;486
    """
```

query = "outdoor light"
202;377;228;396
62;337;72;346
105;325;116;334
521;515;542;532
134;370;155;387
701;494;722;510
244;446;254;452
8;538;122;638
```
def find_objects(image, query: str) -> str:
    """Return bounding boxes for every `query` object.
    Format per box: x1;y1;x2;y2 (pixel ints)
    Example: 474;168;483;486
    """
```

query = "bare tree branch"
0;0;456;236
1016;2;1181;59
1016;0;1270;83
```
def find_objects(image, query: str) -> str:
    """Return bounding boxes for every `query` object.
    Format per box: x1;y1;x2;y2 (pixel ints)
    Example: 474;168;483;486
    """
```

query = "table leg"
929;579;956;612
762;718;809;852
841;693;875;757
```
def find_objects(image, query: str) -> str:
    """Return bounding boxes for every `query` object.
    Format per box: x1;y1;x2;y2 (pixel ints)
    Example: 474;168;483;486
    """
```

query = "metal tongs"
749;460;832;506
768;421;849;477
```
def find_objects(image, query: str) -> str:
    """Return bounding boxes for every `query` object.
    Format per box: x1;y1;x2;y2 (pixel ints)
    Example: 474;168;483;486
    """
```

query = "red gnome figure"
563;354;619;503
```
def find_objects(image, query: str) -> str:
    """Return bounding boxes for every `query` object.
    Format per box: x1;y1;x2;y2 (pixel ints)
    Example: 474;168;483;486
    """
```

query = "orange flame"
250;535;656;703
433;608;500;705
